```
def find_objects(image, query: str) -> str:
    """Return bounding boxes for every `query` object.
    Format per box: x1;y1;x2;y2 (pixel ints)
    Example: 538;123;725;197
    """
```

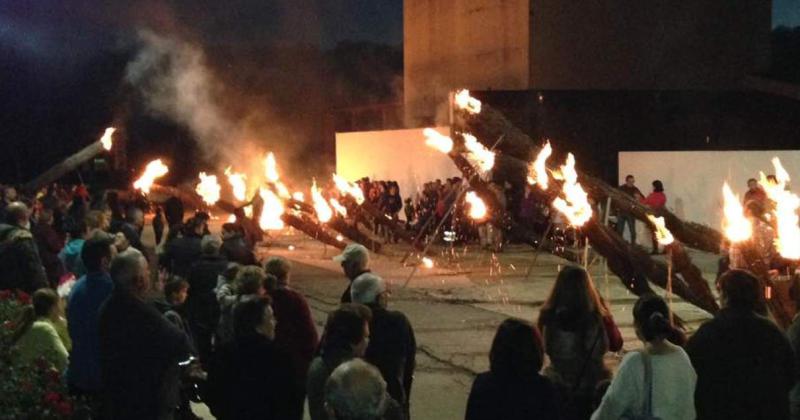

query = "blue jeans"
616;214;636;243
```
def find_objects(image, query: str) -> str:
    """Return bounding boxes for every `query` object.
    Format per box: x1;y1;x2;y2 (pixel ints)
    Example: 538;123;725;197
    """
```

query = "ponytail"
633;294;676;342
643;311;672;342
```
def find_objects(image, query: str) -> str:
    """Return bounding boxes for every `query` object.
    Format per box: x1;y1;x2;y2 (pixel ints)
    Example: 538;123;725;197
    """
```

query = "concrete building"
404;0;772;125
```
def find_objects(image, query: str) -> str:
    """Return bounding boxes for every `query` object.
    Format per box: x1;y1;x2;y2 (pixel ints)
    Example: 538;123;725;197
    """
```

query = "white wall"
619;150;800;232
335;127;462;202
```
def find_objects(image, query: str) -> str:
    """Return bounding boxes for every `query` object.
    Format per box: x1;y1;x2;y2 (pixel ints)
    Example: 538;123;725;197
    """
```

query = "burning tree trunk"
282;213;347;250
24;141;107;193
327;216;383;253
737;241;793;328
454;103;723;254
357;199;429;254
670;243;720;314
149;184;237;214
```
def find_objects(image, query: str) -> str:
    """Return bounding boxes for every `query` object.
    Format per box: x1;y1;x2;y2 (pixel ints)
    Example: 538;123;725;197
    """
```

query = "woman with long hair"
592;294;696;420
12;288;70;371
466;318;559;420
538;265;622;420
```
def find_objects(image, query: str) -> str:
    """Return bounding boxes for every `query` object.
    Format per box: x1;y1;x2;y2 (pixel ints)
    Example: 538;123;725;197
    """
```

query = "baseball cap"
350;272;386;304
333;243;370;266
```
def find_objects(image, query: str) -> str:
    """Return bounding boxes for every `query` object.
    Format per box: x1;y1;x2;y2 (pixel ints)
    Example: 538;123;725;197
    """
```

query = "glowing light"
551;153;593;227
527;141;552;190
133;159;169;194
224;167;248;201
759;158;800;259
647;215;674;246
292;192;305;202
265;152;279;182
100;127;115;151
258;187;285;230
722;182;752;243
465;191;488;220
422;257;434;269
336;234;344;242
227;214;237;223
244;205;254;219
454;89;482;114
463;133;495;173
423;128;453;153
196;172;221;205
311;180;333;223
332;173;365;205
330;198;348;217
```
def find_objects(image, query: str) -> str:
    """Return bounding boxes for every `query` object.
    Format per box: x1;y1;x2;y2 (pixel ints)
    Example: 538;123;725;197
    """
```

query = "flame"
227;214;237;223
265;152;280;183
244;205;253;218
465;191;488;220
422;257;434;269
336;234;344;242
423;128;453;153
292;192;305;202
454;89;482;114
759;158;800;259
722;182;753;243
527;141;552;189
551;153;593;227
196;172;221;205
463;133;495;173
133;159;169;194
100;127;115;151
647;215;675;246
330;198;348;217
258;187;285;230
332;173;365;204
224;167;248;201
311;180;333;223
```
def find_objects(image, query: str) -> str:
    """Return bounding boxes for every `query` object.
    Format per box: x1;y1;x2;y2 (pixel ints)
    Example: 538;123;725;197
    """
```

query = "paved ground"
178;226;721;420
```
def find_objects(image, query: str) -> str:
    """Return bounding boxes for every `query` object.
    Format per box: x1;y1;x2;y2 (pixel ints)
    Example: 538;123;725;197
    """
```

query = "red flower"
43;391;61;405
16;290;31;305
55;401;73;416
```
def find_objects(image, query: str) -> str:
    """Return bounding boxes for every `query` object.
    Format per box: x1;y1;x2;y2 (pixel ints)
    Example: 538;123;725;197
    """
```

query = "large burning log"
454;101;723;254
282;213;346;250
149;184;237;214
327;216;383;253
24;129;114;193
737;241;793;328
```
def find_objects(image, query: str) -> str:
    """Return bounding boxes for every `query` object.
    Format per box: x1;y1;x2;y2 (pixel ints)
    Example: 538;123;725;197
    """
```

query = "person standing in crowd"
11;288;70;371
31;208;65;287
325;359;404;420
592;294;696;420
155;278;195;349
351;273;416;418
615;175;643;244
114;206;145;252
308;304;373;420
466;318;559;420
160;217;204;278
642;180;667;254
98;252;193;420
334;243;371;303
538;265;622;420
264;256;319;417
66;233;116;400
216;265;266;345
220;222;257;265
686;269;794;420
0;185;18;221
153;205;165;246
0;202;48;293
60;217;89;278
744;178;767;205
163;196;184;231
186;235;228;366
206;296;302;420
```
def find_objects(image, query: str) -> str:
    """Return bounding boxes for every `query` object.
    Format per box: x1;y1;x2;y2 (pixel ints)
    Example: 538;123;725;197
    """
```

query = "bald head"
5;202;29;227
325;359;387;420
110;252;149;297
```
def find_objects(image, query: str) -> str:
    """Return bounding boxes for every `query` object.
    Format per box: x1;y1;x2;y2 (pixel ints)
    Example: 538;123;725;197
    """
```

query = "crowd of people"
4;179;800;420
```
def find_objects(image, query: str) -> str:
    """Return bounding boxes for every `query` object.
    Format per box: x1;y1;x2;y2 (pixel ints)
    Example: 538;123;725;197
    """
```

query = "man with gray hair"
351;273;416;418
187;234;229;365
0;201;48;292
98;252;192;419
333;243;371;303
324;359;403;420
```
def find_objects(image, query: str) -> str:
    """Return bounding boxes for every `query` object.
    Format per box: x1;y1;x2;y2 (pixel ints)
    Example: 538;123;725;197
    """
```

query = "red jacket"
269;288;319;384
642;191;666;209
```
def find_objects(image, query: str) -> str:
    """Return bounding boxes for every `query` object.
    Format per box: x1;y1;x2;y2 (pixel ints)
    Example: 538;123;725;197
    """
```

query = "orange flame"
100;127;115;151
336;234;344;242
332;173;365;205
292;192;305;202
722;182;752;243
133;159;169;194
527;141;552;190
463;133;495;173
265;152;279;183
311;180;333;223
196;172;221;205
454;89;482;114
224;167;247;202
759;158;800;259
244;205;253;219
423;128;453;153
226;214;237;223
465;191;488;220
552;153;593;227
330;198;348;217
258;188;285;230
647;215;675;246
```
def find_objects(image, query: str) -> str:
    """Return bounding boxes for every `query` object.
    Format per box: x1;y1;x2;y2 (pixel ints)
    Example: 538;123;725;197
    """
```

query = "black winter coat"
0;224;48;293
466;372;560;420
364;305;416;418
186;255;228;330
220;235;257;266
161;234;202;278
